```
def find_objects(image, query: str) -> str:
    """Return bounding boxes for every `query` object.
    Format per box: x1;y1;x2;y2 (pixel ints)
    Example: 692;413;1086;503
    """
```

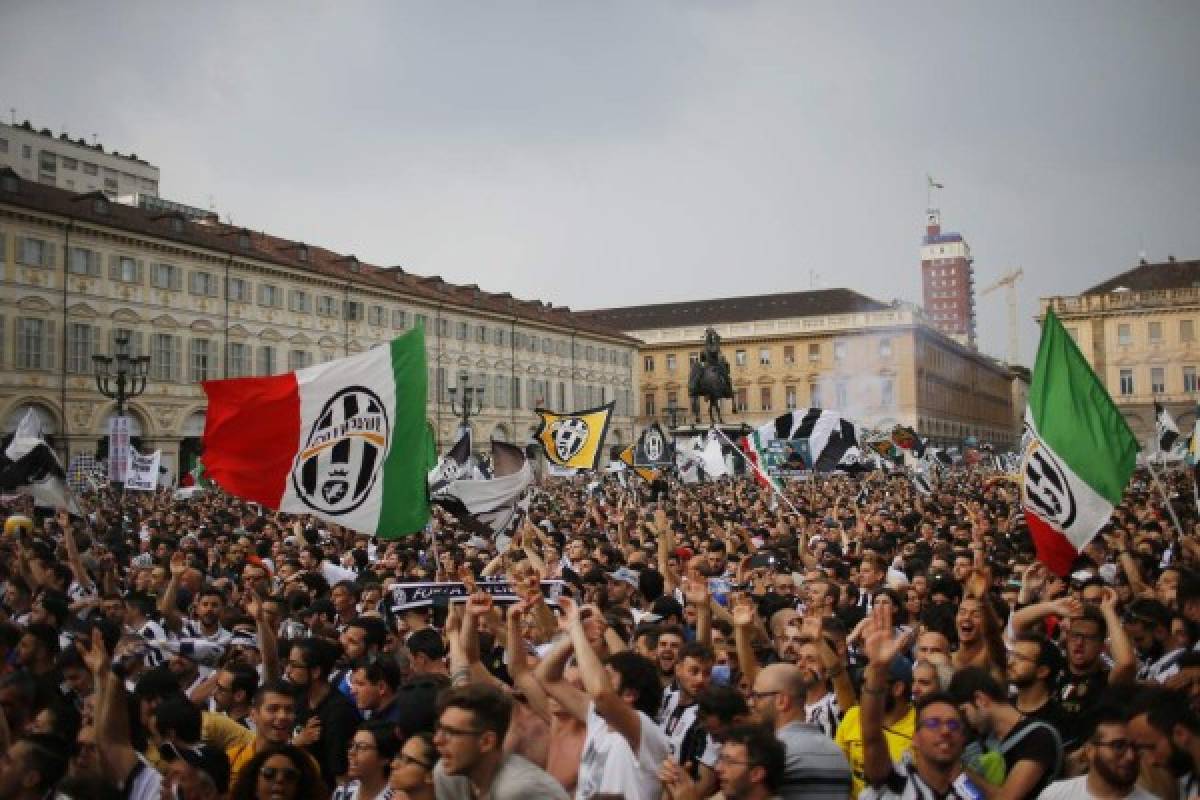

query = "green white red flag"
1022;309;1137;575
201;328;431;538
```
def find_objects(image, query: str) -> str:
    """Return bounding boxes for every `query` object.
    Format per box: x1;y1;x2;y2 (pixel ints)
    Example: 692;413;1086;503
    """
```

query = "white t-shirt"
124;755;163;800
577;701;670;800
1038;775;1160;800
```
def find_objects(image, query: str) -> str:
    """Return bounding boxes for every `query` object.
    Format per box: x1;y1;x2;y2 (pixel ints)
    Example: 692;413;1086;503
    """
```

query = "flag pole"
1145;458;1185;539
712;426;802;515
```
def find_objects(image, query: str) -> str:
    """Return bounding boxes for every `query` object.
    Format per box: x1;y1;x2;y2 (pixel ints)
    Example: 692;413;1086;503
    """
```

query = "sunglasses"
260;766;300;783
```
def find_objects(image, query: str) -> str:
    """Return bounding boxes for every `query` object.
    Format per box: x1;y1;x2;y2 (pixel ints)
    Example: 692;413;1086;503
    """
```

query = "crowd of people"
1;463;1200;800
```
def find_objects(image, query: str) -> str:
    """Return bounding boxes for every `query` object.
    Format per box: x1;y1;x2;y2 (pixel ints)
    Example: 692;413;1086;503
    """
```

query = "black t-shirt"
1020;697;1071;741
1055;666;1108;747
1000;717;1061;798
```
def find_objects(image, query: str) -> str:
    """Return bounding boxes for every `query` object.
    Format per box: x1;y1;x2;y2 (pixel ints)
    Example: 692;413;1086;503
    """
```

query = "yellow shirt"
834;704;915;798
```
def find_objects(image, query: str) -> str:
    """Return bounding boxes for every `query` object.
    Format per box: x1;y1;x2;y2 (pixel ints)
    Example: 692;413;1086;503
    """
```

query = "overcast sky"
4;1;1199;365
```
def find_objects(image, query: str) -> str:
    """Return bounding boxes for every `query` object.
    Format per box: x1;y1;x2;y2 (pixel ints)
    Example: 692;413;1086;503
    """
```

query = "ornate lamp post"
93;332;150;488
447;371;484;437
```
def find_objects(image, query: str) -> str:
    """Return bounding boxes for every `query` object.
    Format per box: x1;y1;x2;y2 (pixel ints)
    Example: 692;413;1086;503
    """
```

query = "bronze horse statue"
688;327;733;424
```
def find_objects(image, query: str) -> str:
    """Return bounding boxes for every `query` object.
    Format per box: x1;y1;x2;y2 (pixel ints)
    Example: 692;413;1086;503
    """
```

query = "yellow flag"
534;402;615;470
619;444;658;482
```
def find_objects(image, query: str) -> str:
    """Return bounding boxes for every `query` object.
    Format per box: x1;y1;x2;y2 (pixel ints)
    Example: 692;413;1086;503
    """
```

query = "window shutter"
133;331;145;359
171;265;181;290
109;254;120;280
209;275;219;298
13;236;26;265
44;320;56;370
44;240;56;268
87;250;99;276
136;259;144;283
92;325;102;361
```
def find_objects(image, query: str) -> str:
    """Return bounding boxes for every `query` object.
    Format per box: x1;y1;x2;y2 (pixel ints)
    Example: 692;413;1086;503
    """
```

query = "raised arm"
247;589;280;685
1010;596;1079;635
81;627;140;783
567;601;643;752
505;602;551;720
860;603;905;787
1100;587;1137;686
533;607;590;723
61;511;95;598
684;577;712;649
731;592;762;688
158;552;187;633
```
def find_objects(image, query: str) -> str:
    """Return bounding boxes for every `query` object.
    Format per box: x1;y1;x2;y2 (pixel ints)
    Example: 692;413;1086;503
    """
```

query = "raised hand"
682;577;710;608
731;593;757;629
465;590;494;617
169;551;188;578
862;602;905;669
77;627;110;675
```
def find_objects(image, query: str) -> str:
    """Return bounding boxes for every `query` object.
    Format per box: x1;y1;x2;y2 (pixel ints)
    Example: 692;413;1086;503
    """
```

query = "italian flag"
740;426;781;492
201;328;430;538
1023;309;1137;575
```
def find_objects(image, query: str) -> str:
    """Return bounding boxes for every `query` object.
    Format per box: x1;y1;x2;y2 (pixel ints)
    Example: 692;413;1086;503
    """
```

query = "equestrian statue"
688;327;734;425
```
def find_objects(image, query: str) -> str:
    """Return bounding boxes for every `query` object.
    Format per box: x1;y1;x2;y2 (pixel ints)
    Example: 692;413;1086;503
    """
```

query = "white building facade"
0;120;160;198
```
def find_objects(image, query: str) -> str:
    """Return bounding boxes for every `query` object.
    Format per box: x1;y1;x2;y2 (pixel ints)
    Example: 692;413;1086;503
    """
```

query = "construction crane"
980;268;1024;364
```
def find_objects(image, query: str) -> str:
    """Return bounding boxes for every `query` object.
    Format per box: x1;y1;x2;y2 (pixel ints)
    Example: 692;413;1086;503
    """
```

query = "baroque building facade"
583;289;1016;449
0;168;636;479
1040;257;1200;445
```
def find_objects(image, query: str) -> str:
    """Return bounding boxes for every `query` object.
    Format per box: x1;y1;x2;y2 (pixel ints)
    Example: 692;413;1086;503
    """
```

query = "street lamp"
662;400;684;431
447;371;484;435
93;332;150;418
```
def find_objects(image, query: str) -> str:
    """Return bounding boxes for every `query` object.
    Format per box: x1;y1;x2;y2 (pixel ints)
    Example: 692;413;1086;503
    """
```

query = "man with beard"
1013;590;1136;747
858;602;976;800
1128;690;1200;800
835;652;915;798
605;566;640;611
948;667;1062;799
1006;632;1069;733
285;637;361;788
211;663;258;729
1040;707;1158;800
1124;598;1187;683
796;631;854;738
657;641;718;796
748;662;851;799
655;624;686;686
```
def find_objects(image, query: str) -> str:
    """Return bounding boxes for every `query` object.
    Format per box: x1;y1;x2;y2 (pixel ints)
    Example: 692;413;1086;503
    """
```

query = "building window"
644;355;655;372
734;388;748;412
835;380;848;408
437;318;449;337
150;262;180;290
0;138;6;153
784;345;795;365
344;301;363;322
189;271;219;297
257;346;276;376
879;338;892;358
83;162;97;175
808;343;821;363
226;342;250;377
257;283;283;308
881;378;895;407
1117;323;1132;346
288;290;311;313
317;295;338;317
735;349;747;367
368;305;386;326
112;256;141;284
666;354;676;371
415;314;429;331
67;323;97;374
17;236;52;267
1149;321;1163;343
392;309;407;329
810;382;822;408
834;341;847;362
22;144;31;158
759;347;771;365
455;321;468;340
1184;366;1198;393
644;393;656;416
288;350;312;371
760;386;772;411
492;375;508;409
666;390;678;408
557;340;568;357
1119;368;1134;396
1151;367;1165;395
151;334;180;381
1181;319;1195;343
785;385;797;410
68;247;101;276
190;339;214;382
16;318;49;369
511;376;521;410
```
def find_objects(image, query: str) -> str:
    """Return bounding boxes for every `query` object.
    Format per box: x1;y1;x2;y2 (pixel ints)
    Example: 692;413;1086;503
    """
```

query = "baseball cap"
160;742;231;794
607;567;640;590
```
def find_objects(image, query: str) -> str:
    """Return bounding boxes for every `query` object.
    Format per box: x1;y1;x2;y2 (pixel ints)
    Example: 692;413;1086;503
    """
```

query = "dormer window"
1;175;17;193
170;218;184;233
237;232;251;249
93;197;109;214
297;245;309;263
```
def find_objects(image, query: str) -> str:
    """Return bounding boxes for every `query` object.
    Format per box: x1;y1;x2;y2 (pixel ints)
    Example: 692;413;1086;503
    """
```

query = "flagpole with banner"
1144;459;1185;540
713;426;802;515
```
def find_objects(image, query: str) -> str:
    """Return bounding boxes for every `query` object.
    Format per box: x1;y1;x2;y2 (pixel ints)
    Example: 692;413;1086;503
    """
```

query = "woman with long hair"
229;744;329;800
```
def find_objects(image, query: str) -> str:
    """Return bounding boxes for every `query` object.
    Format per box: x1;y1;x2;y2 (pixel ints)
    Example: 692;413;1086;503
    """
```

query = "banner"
763;438;813;476
533;403;614;470
125;449;161;492
388;579;565;610
108;415;130;485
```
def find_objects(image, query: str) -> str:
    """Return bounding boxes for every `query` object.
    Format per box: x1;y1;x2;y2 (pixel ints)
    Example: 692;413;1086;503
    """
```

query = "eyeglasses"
286;661;310;671
260;766;301;783
747;690;780;702
348;742;378;754
1066;631;1104;643
393;753;432;769
435;723;485;738
919;717;964;733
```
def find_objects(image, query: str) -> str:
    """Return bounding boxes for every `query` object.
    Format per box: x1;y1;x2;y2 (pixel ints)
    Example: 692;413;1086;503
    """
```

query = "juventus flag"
533;403;614;470
1155;402;1180;452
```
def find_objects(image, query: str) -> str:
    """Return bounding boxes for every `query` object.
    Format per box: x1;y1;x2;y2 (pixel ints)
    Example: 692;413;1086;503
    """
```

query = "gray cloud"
3;1;1198;365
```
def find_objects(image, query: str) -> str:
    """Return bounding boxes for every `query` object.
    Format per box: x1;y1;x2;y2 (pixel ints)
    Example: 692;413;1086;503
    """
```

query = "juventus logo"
292;387;389;516
1021;437;1077;530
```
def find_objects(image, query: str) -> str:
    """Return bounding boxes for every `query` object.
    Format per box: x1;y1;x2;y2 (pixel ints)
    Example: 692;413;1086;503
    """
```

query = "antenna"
809;270;821;289
91;133;97;146
8;108;14;125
